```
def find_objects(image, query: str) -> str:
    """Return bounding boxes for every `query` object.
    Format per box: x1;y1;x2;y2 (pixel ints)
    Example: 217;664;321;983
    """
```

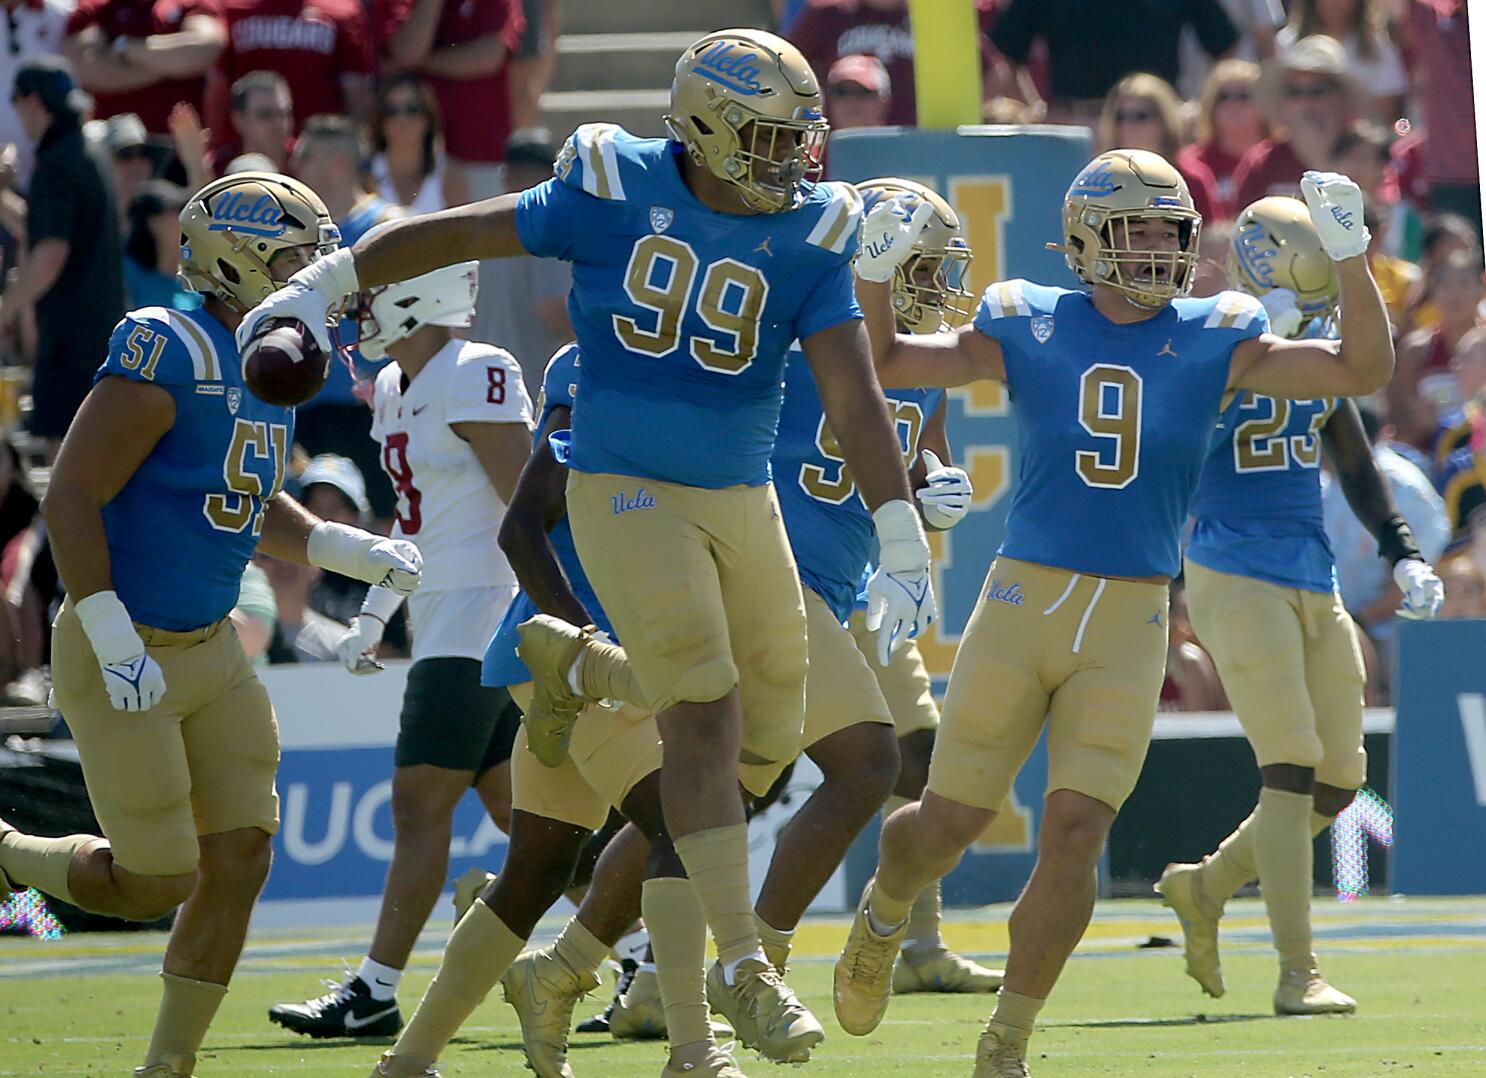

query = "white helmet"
352;261;479;361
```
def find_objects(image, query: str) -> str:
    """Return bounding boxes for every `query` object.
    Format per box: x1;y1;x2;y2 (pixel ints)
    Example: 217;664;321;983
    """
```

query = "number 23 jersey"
97;305;292;631
370;340;533;593
975;281;1269;580
513;123;864;490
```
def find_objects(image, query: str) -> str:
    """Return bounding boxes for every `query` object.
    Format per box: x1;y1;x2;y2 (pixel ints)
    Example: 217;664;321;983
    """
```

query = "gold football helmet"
1227;195;1339;335
1061;149;1202;309
665;28;828;213
179;171;341;313
857;178;974;332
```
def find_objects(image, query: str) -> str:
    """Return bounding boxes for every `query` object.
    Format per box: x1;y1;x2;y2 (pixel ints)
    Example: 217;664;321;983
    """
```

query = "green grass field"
4;895;1485;1077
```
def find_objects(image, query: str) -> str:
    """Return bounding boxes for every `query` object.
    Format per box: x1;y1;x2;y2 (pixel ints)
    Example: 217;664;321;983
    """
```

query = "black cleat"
575;957;637;1035
268;974;402;1039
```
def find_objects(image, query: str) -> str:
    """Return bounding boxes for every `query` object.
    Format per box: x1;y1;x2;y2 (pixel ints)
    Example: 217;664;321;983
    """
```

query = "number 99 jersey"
512;123;864;491
773;347;942;622
975;280;1269;580
97;306;292;631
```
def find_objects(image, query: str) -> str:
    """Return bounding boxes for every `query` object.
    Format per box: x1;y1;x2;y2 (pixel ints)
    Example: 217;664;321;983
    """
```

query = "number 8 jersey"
975;280;1269;580
370;340;532;593
97;306;292;631
513;123;864;490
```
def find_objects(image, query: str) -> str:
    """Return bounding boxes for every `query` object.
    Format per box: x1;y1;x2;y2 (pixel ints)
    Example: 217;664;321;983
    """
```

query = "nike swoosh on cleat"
344;1005;399;1030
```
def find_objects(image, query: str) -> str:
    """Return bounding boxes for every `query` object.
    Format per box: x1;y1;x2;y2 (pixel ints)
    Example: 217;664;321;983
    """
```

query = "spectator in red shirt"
1397;0;1478;237
205;68;292;176
1181;59;1268;221
791;0;999;126
1096;73;1220;224
213;0;372;140
379;0;525;200
1232;34;1363;209
825;54;891;130
62;0;225;135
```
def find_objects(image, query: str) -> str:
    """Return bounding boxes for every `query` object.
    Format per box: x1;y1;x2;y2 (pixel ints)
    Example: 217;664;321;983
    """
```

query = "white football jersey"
371;340;533;595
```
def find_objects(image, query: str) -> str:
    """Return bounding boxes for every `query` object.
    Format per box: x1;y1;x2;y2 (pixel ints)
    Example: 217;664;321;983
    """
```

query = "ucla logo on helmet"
209;190;287;238
1031;315;1055;344
1234;218;1278;288
696;41;765;96
1071;161;1119;197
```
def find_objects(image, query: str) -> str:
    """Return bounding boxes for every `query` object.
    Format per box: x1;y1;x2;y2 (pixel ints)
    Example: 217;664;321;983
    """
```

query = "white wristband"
307;521;374;576
872;499;930;572
360;583;406;624
295;246;360;303
74;590;146;665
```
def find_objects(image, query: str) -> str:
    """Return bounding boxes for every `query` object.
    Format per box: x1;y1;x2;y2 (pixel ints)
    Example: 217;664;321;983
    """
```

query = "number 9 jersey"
513;123;864;490
97;305;291;631
975;280;1269;580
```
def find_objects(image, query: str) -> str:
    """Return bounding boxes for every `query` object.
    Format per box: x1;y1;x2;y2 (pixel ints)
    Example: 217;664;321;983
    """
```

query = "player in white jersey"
269;261;534;1039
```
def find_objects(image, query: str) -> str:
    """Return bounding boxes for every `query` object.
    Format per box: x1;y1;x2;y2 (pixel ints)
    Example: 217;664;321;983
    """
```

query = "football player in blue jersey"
1156;196;1444;1017
832;151;1395;1077
236;26;938;1069
0;172;424;1078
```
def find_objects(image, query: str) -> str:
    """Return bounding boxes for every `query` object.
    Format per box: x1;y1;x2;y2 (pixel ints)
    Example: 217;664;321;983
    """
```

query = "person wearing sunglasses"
1181;58;1268;220
204;70;294;178
369;74;469;215
1233;34;1364;210
1096;72;1219;223
1277;0;1406;123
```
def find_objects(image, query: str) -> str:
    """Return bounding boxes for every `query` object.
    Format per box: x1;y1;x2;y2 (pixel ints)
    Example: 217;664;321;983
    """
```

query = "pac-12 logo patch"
650;206;674;234
226;387;242;415
1031;315;1055;344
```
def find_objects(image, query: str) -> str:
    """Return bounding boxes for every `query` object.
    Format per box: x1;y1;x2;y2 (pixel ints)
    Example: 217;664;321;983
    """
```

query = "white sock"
722;949;769;986
867;908;905;938
357;957;403;1001
638;961;657;974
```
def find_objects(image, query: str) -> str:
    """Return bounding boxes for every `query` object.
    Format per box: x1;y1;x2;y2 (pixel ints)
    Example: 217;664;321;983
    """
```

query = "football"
242;318;330;407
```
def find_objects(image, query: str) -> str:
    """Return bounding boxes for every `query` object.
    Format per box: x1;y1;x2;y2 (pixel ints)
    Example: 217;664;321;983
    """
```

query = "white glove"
1393;558;1444;619
336;584;404;674
915;449;972;530
234;247;359;352
75;591;166;712
1300;171;1370;262
856;197;935;284
1258;287;1303;338
308;522;423;595
864;499;936;666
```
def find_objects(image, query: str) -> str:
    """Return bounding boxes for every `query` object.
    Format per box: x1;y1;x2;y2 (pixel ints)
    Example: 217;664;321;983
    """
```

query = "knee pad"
1273;729;1325;770
652;656;737;715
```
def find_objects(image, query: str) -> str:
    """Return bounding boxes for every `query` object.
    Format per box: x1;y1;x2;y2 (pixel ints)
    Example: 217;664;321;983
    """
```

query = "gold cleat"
133;1053;197;1077
368;1052;441;1077
833;880;907;1036
1274;968;1357;1015
516;615;596;767
451;867;495;925
0;814;20;893
705;958;823;1063
974;1024;1031;1077
661;1040;750;1077
1155;861;1225;998
501;946;601;1078
893;945;1004;994
609;965;667;1039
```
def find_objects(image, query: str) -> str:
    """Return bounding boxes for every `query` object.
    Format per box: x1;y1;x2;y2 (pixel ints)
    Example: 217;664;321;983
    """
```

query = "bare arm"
40;377;175;601
421;34;508;78
875;322;1004;391
0;191;25;248
1;240;70;325
451;420;532;504
256;492;319;564
858;275;897;370
1323;399;1423;565
919;395;952;467
1229;255;1394;398
120;14;226;78
800;318;912;511
385;0;446;68
353;196;528;288
64;28;161;93
496;405;593;626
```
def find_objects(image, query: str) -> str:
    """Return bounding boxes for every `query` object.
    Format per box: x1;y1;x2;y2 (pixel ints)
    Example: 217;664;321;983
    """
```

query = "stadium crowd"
0;0;1476;712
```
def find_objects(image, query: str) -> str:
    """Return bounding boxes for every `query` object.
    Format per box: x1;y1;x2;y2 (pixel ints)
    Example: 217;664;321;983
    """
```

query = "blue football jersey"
1187;392;1339;593
976;281;1268;580
513;123;864;490
98;306;292;631
773;347;943;622
483;343;617;689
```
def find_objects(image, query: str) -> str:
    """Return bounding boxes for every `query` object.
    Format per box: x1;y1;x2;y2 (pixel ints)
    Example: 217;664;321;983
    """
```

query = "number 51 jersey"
513;123;864;490
370;340;532;593
97;306;292;632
